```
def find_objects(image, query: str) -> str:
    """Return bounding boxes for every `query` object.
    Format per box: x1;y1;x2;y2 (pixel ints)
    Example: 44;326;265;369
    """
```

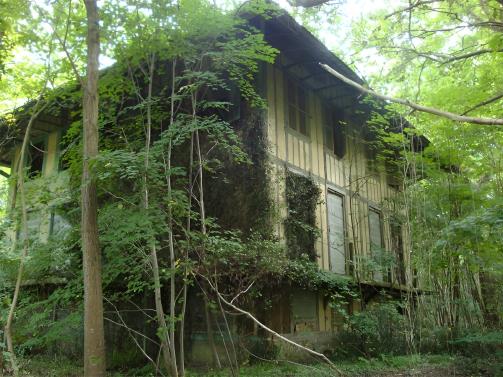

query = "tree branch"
319;63;503;126
441;48;503;64
384;0;439;20
0;170;9;179
200;274;344;375
461;92;503;116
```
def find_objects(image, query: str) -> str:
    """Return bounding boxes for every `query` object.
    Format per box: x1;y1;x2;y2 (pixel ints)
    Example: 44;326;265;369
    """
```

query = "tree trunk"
82;1;105;375
143;54;176;375
4;92;46;377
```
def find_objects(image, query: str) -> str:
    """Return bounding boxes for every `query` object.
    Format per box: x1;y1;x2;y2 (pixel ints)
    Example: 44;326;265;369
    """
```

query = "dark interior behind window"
28;140;45;178
324;106;346;159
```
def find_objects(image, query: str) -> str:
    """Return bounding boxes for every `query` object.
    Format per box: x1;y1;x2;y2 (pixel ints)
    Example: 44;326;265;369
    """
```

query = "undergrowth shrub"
450;330;503;376
244;336;280;364
332;302;407;359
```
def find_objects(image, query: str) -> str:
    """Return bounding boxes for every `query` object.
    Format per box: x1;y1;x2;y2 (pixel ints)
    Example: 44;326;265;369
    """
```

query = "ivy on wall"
284;171;321;261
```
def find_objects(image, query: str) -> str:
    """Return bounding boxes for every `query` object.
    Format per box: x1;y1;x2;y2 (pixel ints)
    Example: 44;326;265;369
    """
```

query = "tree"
81;0;105;375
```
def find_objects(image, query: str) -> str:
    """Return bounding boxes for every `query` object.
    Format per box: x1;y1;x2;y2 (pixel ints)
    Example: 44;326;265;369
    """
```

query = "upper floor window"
323;106;346;159
27;139;46;178
286;77;309;136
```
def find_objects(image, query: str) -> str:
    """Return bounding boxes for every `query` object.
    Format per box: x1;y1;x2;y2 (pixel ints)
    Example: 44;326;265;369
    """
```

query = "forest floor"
15;354;489;377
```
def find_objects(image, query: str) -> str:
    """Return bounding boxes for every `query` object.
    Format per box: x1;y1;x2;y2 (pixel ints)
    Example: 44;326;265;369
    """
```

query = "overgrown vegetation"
1;0;503;376
284;172;321;261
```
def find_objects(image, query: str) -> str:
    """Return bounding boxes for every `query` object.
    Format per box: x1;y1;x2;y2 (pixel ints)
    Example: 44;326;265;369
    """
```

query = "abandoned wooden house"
0;7;423;363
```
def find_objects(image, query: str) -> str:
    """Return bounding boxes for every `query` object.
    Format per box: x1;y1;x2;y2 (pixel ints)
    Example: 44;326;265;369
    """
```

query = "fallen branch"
200;274;344;376
319;63;503;126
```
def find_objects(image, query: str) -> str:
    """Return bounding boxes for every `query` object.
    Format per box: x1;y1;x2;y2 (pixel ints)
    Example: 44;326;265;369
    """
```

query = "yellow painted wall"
9;128;67;243
265;63;410;332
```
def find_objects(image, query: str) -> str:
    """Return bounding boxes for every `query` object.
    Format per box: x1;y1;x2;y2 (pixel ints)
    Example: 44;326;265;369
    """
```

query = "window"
284;172;320;261
291;290;318;333
324;107;346;158
391;223;405;285
368;208;384;281
286;77;309;136
50;212;71;238
327;191;346;274
27;140;46;178
365;143;379;176
16;210;43;242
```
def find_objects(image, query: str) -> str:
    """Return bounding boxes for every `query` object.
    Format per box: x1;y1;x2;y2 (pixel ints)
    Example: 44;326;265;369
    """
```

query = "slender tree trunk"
194;120;221;369
4;93;46;376
82;1;105;375
179;124;195;377
141;53;174;374
166;59;179;377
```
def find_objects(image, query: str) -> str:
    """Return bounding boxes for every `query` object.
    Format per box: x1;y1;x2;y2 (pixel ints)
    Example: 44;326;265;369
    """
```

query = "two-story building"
0;7;423;362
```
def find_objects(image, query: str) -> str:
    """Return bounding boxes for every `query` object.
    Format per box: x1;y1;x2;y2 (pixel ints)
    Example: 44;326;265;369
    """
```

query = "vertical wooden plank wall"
266;61;407;330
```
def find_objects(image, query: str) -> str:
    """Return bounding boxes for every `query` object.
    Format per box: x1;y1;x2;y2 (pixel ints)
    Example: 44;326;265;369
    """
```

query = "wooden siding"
266;62;409;330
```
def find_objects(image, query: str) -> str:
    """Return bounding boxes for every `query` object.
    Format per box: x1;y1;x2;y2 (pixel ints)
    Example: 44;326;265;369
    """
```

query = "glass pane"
289;105;297;130
369;209;382;249
327;193;345;274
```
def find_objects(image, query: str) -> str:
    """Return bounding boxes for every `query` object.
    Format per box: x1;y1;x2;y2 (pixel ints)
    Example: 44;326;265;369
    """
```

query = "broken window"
323;106;346;159
27;140;46;178
286;77;309;136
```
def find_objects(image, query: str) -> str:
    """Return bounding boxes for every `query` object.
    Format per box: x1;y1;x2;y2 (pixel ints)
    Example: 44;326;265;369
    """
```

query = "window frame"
326;189;347;275
25;134;48;179
285;75;310;137
368;206;385;281
323;105;346;159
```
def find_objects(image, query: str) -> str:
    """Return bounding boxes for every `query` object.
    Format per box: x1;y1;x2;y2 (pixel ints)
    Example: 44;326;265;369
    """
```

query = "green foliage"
16;353;460;377
332;302;408;359
244;336;280;365
285;255;357;296
0;1;283;370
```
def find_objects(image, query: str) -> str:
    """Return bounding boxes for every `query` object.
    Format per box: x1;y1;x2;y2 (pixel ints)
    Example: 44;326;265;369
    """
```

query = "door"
327;192;346;274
